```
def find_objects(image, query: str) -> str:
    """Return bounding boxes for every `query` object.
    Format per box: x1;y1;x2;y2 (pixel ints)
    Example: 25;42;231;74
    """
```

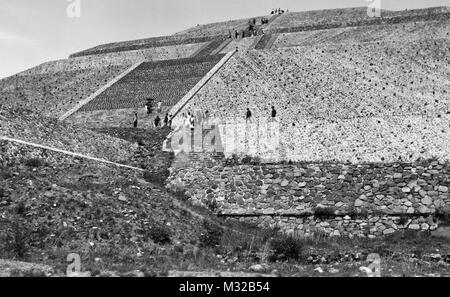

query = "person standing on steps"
195;109;202;126
154;115;161;128
133;112;138;128
246;108;252;123
271;106;277;122
204;110;210;125
157;100;162;113
164;113;169;127
186;112;191;128
146;99;153;115
189;113;195;131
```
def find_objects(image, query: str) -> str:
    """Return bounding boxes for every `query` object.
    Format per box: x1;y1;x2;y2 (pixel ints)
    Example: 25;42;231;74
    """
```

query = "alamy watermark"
165;120;281;159
66;253;81;277
366;0;382;18
66;0;81;18
361;253;382;277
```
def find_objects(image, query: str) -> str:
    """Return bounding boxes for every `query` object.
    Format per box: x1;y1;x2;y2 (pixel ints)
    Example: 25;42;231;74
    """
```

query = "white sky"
0;0;448;78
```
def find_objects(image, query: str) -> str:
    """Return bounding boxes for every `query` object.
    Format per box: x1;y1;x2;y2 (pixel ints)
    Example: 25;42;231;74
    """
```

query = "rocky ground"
1;121;450;277
0;107;138;163
91;126;174;178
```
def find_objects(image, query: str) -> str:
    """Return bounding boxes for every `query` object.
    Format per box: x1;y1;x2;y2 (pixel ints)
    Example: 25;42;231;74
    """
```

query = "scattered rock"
328;268;339;274
438;186;448;192
280;180;289;187
354;199;364;207
383;228;395;235
402;187;411;193
421;197;433;205
250;264;267;273
409;224;421;230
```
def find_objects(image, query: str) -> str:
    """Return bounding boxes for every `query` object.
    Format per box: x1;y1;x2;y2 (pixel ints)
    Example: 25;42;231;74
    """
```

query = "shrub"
225;154;261;166
268;235;303;262
143;170;167;186
171;188;189;201
24;158;43;167
225;154;240;166
435;207;450;226
148;225;172;245
241;155;252;164
205;198;218;212
347;205;370;219
313;206;336;218
199;220;223;249
15;201;26;215
4;219;29;259
397;214;409;225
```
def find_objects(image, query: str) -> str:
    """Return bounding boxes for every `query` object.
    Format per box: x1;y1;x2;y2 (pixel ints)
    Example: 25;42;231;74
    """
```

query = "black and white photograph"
0;0;450;289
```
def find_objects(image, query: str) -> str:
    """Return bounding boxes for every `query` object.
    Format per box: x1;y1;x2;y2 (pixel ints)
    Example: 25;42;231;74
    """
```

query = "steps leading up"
254;34;274;50
193;38;227;57
59;61;144;121
211;39;233;55
265;33;280;50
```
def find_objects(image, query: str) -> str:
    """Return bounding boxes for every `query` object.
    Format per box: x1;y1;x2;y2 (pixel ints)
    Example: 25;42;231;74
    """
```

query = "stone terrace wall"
265;7;450;34
273;19;450;49
170;116;449;164
79;54;225;112
175;18;253;38
0;43;206;119
23;43;208;75
171;38;450;163
265;7;388;32
0;107;138;163
0;65;129;119
166;153;450;237
70;36;217;58
176;40;450;123
67;106;171;130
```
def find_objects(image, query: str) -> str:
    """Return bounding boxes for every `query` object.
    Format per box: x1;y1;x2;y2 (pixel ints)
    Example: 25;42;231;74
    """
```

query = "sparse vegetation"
148;225;172;245
268;235;304;262
435;208;450;226
225;154;262;166
313;206;336;218
397;214;410;225
1;6;450;278
24;158;43;167
199;220;223;249
3;219;29;259
143;170;168;186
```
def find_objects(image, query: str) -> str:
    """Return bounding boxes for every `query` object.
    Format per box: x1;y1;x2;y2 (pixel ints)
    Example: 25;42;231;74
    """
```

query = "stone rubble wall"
229;215;437;239
166;152;450;237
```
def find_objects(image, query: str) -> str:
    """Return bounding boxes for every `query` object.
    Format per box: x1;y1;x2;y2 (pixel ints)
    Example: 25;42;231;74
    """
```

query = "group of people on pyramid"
245;106;278;123
271;8;287;15
178;110;211;130
132;98;172;129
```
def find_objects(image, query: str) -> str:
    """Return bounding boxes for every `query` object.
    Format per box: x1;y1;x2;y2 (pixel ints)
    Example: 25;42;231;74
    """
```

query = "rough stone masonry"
167;153;450;238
